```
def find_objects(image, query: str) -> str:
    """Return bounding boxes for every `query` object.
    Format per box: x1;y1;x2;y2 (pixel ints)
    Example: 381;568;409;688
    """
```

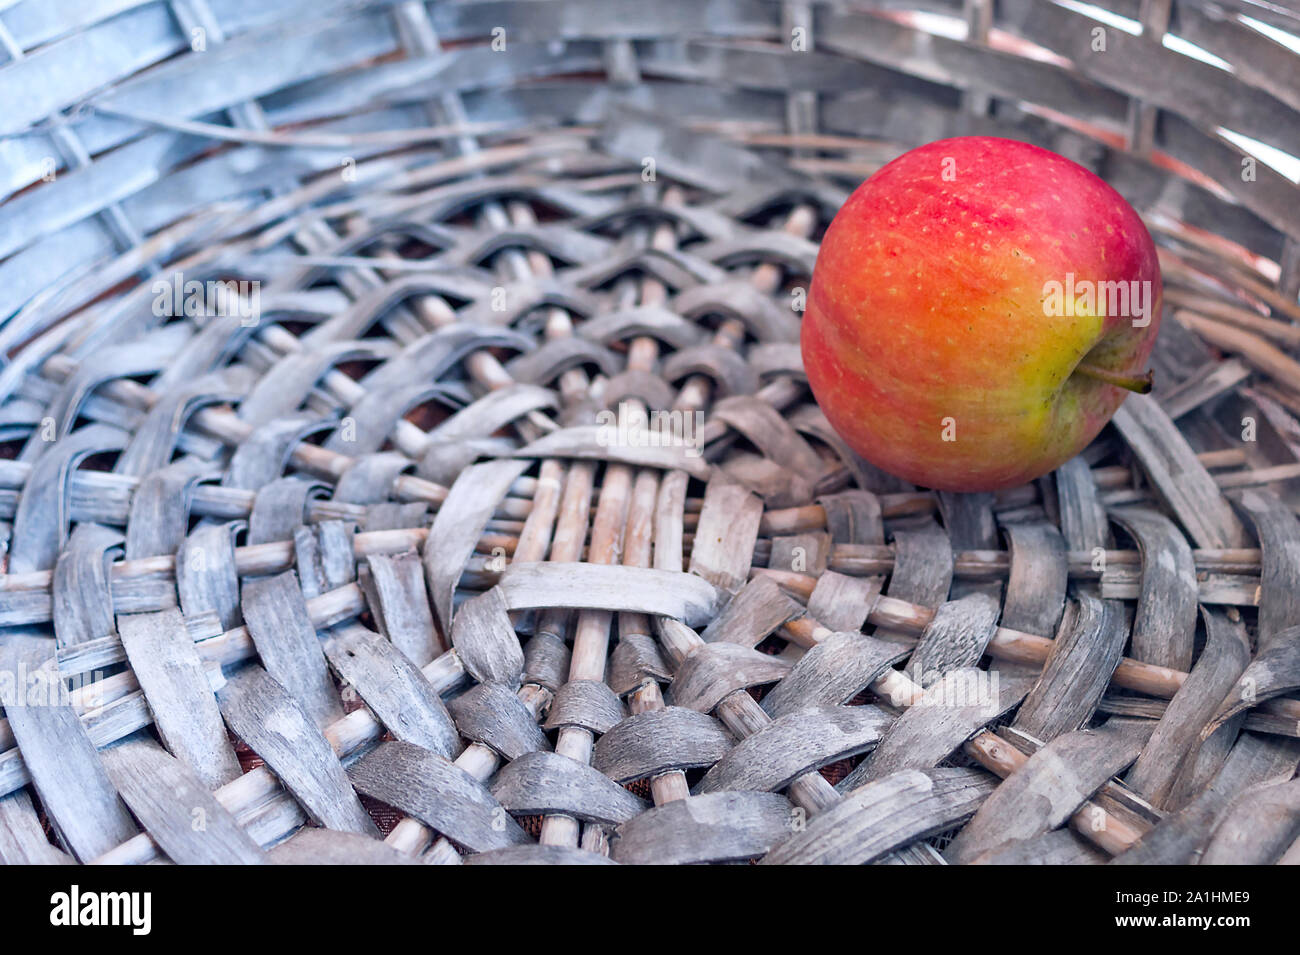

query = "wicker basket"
1;0;1299;866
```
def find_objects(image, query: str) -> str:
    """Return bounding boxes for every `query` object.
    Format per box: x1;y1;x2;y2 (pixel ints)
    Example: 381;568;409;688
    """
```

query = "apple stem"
1073;362;1153;394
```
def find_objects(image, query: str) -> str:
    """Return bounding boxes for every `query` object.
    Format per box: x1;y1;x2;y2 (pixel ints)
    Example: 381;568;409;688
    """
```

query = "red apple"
802;136;1161;492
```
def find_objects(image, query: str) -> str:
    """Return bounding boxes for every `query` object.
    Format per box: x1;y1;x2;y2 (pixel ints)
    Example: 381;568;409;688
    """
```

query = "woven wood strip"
269;828;416;866
117;609;242;790
217;666;376;837
946;719;1153;863
100;739;266;866
839;671;1035;791
322;624;462;759
0;632;138;860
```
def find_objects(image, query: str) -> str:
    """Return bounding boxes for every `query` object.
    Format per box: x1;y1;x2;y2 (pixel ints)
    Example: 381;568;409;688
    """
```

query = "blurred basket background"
1;0;1299;866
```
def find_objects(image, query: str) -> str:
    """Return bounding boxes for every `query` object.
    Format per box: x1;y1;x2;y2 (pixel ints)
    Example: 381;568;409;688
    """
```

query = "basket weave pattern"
1;0;1299;865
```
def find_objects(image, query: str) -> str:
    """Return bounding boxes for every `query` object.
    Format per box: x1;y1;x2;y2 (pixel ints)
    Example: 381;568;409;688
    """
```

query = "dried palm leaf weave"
1;0;1300;866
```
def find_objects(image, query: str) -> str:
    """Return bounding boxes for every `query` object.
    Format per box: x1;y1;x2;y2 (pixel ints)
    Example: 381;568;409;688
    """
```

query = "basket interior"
0;0;1299;866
